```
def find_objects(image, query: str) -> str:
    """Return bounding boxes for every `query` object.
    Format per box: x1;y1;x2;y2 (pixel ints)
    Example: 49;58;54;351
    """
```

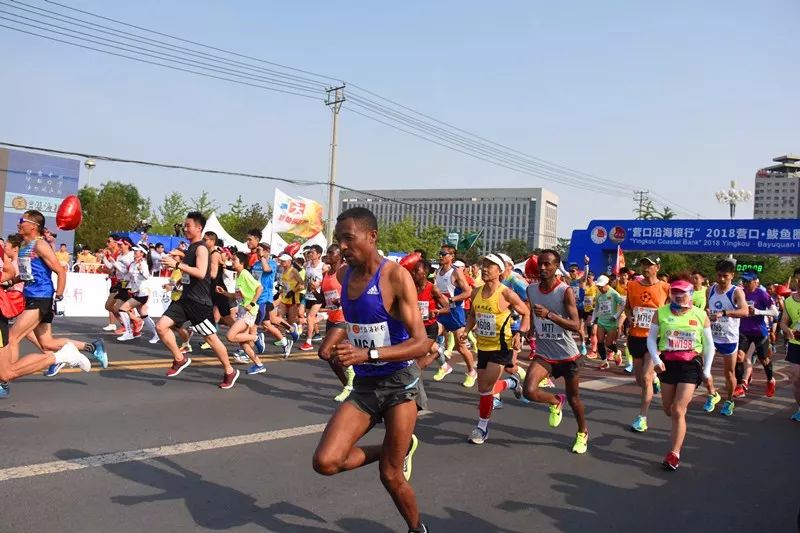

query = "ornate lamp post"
715;180;752;219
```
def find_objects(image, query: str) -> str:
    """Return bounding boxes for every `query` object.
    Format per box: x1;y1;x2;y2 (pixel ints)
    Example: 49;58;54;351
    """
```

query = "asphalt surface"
1;318;797;533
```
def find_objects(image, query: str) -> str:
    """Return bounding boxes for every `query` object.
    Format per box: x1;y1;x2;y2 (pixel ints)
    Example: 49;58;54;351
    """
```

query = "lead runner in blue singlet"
313;207;432;533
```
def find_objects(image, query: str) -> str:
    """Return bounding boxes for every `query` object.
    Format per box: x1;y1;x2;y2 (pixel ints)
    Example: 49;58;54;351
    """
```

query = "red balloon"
284;241;302;257
399;252;422;271
56;195;82;230
524;255;539;280
776;285;792;298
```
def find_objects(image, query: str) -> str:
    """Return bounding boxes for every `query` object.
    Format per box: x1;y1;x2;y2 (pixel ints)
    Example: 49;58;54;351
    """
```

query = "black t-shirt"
181;241;212;305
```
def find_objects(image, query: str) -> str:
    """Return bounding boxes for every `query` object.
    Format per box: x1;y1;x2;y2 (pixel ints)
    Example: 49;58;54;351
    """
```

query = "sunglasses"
438;251;451;257
18;217;37;225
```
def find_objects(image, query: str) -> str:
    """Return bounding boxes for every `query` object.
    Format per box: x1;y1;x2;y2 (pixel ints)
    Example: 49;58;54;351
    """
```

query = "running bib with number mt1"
476;312;496;338
535;318;564;340
633;307;656;328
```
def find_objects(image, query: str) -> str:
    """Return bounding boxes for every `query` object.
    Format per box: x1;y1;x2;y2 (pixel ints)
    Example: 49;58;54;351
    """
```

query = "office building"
754;154;800;219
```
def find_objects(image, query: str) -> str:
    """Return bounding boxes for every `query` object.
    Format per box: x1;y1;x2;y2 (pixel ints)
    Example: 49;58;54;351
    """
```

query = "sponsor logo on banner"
610;226;627;244
590;226;607;245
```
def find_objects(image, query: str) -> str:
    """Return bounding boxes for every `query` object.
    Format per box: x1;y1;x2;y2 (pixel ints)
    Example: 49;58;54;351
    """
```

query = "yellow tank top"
472;285;514;352
281;268;302;294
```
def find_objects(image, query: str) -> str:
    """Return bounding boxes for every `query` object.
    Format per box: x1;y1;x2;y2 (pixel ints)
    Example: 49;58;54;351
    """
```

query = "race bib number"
535;318;564;340
476;312;496;338
418;301;430;320
181;272;191;285
583;296;594;308
347;321;390;351
324;289;340;308
598;299;613;316
711;316;729;338
666;329;696;351
633;307;656;329
18;257;33;281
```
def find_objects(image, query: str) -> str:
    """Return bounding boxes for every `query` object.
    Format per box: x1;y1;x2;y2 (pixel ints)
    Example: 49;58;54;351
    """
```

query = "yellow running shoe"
548;393;565;428
462;371;477;388
200;342;211;350
433;364;453;382
572;431;588;454
403;434;419;481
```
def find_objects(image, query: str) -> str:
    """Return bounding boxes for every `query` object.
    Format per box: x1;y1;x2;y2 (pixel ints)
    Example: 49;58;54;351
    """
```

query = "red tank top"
418;281;438;327
321;270;345;323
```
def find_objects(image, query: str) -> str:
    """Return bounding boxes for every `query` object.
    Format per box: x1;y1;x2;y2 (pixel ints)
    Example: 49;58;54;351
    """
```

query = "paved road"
1;318;797;532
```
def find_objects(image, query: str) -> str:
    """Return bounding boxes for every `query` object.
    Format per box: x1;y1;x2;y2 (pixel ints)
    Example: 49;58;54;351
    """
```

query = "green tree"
75;181;150;250
555;237;571;260
217;195;247;234
233;203;272;242
191;191;219;218
152;192;189;236
655;206;677;220
377;217;445;259
498;239;531;263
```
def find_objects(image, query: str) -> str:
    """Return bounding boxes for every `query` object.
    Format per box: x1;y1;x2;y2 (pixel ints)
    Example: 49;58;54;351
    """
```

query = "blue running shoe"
0;381;9;399
720;400;735;417
579;343;587;356
792;409;800;422
493;396;503;410
254;333;265;355
44;362;66;377
631;415;648;432
703;392;721;413
289;327;300;342
91;339;108;369
246;364;267;375
624;362;634;374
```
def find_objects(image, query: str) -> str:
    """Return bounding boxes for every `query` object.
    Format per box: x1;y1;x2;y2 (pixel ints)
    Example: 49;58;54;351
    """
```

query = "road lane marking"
0;423;328;482
58;354;319;373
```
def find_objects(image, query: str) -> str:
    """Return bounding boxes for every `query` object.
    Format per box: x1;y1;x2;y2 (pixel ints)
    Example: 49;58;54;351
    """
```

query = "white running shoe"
56;343;91;372
118;332;135;342
102;324;117;331
148;335;160;344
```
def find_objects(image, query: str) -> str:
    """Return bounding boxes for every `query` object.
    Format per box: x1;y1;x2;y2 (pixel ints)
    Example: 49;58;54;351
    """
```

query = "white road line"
0;423;327;483
582;376;631;391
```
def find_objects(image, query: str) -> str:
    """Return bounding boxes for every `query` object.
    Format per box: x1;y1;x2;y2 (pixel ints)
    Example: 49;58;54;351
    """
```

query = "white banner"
56;273;173;317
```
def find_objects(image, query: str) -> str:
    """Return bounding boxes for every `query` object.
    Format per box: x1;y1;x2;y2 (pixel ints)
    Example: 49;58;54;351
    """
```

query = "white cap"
278;253;292;261
378;250;385;257
497;253;513;265
596;275;610;287
480;254;505;271
454;260;465;268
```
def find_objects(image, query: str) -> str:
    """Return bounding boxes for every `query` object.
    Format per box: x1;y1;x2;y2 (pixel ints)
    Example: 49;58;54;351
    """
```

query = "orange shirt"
321;270;345;324
626;279;670;337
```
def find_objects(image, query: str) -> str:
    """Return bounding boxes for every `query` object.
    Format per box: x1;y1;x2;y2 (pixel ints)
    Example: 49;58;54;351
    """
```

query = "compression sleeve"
647;323;662;367
702;326;715;378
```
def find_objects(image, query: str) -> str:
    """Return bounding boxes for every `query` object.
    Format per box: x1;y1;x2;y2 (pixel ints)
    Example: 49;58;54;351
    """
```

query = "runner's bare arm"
450;268;471;304
462;286;481;337
503;287;530;335
318;327;347;361
35;239;66;296
1;260;14;283
431;284;450;315
727;288;750;318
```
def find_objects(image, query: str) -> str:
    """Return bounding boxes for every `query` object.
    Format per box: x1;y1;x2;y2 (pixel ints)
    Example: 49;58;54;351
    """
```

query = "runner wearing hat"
118;244;158;342
648;273;715;470
277;252;304;344
593;275;625;369
737;270;779;398
625;256;669;432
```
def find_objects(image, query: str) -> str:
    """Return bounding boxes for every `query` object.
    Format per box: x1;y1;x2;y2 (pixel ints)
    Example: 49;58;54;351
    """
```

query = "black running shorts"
349;364;427;424
163;299;216;335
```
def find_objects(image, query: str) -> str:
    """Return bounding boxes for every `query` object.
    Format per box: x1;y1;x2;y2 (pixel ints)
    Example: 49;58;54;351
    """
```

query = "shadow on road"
0;410;39;420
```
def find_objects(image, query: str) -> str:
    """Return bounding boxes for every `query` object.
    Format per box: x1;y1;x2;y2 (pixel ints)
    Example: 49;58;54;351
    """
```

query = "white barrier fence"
58;273;172;318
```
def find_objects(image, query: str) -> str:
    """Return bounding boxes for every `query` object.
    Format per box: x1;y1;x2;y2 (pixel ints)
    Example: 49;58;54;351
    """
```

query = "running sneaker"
791;408;800;422
403;434;419;481
132;321;143;337
720;400;734;417
468;427;488;445
462;371;477;388
733;385;746;398
662;452;680;471
652;376;661;395
273;340;284;346
117;332;135;342
579;343;587;356
599;361;610;370
246;364;266;375
0;381;8;399
232;350;250;364
549;394;565;428
166;357;191;377
312;334;323;342
219;369;240;389
200;342;211;350
572;432;588;454
254;333;265;354
631;415;648;432
586;351;598;360
743;376;752;392
614;352;623;366
290;324;301;342
283;339;293;359
91;339;108;369
44;362;66;377
703;392;721;413
510;367;526;400
179;342;192;353
55;343;92;372
102;323;117;332
433;364;453;382
539;377;555;388
333;385;353;402
299;342;314;351
493;396;503;410
623;362;634;374
113;326;125;335
766;378;776;398
149;335;160;344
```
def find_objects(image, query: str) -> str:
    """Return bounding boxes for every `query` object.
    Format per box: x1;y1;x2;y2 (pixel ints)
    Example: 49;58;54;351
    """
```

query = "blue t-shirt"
250;258;277;304
502;273;528;302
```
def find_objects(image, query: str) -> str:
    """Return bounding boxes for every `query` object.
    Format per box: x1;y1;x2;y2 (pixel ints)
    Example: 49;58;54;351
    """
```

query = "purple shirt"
740;286;773;337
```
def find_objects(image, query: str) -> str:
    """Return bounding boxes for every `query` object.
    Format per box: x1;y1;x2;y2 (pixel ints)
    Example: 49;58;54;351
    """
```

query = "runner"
118;244;158;343
409;257;449;371
216;251;267;375
648;274;714;471
778;280;800;422
692;271;708;309
593;275;625;370
161;249;193;353
582;271;598;358
319;243;352;401
702;260;748;416
101;236;122;332
205;232;236;329
736;270;779;398
157;211;240;389
245;228;262;269
523;249;589;454
463;253;530;444
625;256;670;432
103;237;143;337
10;210;108;379
432;244;477;387
312;207;430;533
277;253;304;343
250;242;292;358
300;244;326;351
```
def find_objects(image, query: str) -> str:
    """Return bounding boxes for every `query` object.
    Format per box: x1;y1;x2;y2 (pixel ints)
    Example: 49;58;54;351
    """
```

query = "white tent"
204;212;246;251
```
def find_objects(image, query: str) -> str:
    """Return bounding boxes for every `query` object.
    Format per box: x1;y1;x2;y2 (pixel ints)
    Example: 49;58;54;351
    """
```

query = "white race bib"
535;318;564;340
347;321;390;351
633;307;656;329
418;301;430;320
584;296;594;308
666;329;696;351
598;299;613;316
181;272;191;285
711;318;726;338
324;289;340;308
476;312;496;338
18;257;33;281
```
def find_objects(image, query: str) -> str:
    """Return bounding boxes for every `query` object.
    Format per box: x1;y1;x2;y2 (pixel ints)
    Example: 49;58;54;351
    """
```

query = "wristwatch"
368;348;380;362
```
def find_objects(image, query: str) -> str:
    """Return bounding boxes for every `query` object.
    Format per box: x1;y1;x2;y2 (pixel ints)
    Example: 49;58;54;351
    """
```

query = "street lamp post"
84;159;96;187
715;180;752;219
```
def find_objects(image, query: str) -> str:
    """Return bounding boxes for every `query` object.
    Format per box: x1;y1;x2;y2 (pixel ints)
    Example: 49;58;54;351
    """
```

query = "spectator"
138;232;149;248
55;243;71;267
150;242;164;276
77;247;95;264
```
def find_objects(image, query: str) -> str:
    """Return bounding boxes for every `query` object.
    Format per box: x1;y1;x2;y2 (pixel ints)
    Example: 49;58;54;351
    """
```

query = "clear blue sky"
1;0;797;237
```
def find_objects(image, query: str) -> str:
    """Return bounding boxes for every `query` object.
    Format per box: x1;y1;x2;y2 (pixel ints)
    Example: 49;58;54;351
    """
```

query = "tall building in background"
754;154;800;219
340;187;558;251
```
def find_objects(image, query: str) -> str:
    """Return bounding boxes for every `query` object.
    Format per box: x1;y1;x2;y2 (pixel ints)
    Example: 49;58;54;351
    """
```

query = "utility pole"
325;85;345;243
633;189;650;219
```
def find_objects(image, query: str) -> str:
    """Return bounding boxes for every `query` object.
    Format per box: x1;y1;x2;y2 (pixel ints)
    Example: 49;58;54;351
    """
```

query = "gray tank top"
527;280;579;362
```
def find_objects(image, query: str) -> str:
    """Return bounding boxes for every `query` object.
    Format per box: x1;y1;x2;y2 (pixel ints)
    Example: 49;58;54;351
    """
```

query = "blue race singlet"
19;238;54;299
